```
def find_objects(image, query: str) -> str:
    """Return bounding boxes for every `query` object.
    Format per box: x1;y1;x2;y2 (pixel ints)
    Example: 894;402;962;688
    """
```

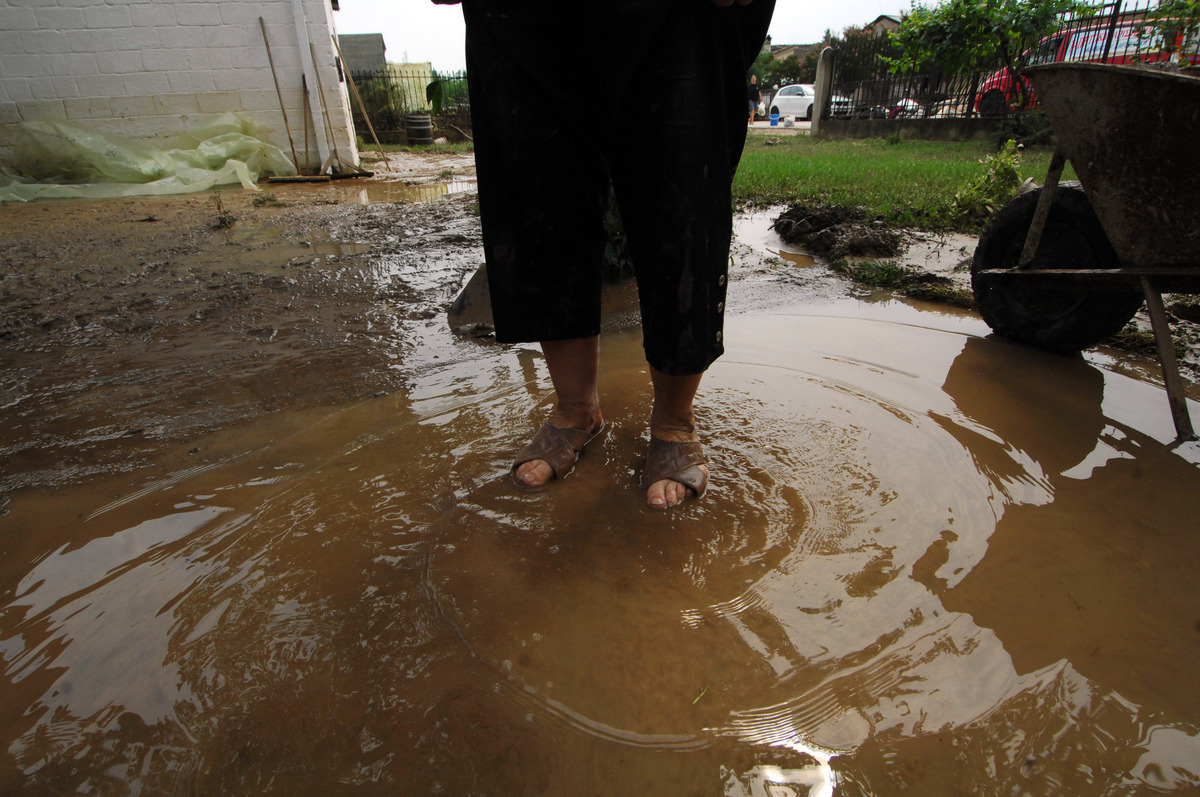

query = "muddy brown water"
2;183;1200;795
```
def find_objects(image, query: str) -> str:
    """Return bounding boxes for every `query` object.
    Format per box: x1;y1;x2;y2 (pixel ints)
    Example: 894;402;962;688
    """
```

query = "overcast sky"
334;1;906;73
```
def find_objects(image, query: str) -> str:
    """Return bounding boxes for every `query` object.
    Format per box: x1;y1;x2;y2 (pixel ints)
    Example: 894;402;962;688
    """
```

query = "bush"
953;139;1025;222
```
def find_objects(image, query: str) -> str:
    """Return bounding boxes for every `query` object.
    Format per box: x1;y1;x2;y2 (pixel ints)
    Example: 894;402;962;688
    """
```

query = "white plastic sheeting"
0;113;296;203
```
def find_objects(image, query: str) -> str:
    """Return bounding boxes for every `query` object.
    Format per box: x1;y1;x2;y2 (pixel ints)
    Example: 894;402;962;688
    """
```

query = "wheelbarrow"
971;62;1200;441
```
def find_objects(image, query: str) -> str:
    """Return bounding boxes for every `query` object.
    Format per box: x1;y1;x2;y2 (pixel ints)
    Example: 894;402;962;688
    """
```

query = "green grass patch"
830;257;977;308
733;136;1071;232
1108;324;1188;359
830;258;911;287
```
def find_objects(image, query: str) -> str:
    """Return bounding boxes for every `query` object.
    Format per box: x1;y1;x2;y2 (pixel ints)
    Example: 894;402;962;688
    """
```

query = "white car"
768;84;851;121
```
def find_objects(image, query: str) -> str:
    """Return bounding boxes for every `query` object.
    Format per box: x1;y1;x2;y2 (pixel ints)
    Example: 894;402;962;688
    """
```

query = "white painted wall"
0;0;358;174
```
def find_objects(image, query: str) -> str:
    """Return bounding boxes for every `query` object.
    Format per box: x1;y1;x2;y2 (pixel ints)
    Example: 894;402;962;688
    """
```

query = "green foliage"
834;27;902;84
733;135;1070;232
888;0;1088;111
830;258;910;286
751;28;866;88
355;74;408;115
1110;323;1188;358
751;51;814;87
829;258;976;306
1139;0;1200;58
953;139;1024;221
426;80;445;116
835;258;974;304
991;109;1054;149
425;71;469;117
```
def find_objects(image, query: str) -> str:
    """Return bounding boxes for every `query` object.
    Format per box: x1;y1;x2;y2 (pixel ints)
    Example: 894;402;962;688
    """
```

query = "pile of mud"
771;204;904;260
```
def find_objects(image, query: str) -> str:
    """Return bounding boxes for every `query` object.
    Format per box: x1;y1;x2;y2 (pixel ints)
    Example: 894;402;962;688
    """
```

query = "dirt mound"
771;203;904;260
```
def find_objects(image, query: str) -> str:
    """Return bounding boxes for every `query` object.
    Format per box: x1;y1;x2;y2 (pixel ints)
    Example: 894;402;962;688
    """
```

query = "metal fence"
346;68;470;144
829;0;1197;120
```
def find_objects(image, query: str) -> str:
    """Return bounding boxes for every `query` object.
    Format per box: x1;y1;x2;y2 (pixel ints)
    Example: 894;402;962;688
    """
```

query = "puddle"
324;178;478;205
2;294;1198;794
3;183;1200;792
734;207;818;269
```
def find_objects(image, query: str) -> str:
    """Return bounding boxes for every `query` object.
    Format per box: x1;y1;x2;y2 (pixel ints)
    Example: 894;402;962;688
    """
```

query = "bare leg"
514;336;604;488
647;365;707;508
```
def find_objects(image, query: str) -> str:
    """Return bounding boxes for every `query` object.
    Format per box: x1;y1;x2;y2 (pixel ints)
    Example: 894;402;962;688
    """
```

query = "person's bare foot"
645;367;706;508
513;406;603;489
515;337;603;490
645;427;708;509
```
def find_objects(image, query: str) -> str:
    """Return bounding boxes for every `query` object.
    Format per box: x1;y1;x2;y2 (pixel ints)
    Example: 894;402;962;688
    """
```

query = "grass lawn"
734;135;1070;231
362;134;1066;235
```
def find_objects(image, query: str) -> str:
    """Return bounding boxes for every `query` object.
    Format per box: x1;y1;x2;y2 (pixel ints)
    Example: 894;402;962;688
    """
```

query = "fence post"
1102;0;1123;63
812;47;835;137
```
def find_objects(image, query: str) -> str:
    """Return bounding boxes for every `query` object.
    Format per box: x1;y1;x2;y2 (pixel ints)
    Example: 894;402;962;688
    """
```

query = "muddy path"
2;150;1196;501
3;151;1200;796
0;154;484;495
0;150;842;499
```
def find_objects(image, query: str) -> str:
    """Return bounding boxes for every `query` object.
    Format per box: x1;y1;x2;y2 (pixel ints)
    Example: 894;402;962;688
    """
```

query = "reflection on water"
2;302;1199;794
328;179;478;205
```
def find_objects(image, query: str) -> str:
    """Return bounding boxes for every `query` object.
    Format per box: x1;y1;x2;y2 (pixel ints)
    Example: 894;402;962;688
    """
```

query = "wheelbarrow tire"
971;183;1144;354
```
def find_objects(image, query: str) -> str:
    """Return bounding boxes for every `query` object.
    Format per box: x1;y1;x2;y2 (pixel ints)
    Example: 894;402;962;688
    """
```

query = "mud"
772;204;905;260
5;165;1198;498
771;202;1200;381
0;154;484;494
2;151;1199;796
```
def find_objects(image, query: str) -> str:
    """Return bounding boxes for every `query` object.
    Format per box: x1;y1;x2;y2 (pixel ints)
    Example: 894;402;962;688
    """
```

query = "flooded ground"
1;155;1199;795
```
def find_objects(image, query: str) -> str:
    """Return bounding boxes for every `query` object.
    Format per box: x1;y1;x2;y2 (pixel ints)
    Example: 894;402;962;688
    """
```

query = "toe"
646;478;689;508
516;459;554;488
647;479;669;508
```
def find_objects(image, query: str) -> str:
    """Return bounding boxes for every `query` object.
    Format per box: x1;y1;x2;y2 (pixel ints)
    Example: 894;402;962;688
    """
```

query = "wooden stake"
331;34;390;171
258;16;301;175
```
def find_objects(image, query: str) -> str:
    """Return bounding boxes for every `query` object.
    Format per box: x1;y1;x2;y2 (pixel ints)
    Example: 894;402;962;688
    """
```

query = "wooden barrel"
404;112;433;146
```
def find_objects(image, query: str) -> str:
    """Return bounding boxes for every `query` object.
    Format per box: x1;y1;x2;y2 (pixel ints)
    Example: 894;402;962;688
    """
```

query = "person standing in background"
748;73;762;124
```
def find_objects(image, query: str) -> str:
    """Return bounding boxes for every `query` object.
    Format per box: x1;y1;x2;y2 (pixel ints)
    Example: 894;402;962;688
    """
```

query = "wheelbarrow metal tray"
1025;63;1200;269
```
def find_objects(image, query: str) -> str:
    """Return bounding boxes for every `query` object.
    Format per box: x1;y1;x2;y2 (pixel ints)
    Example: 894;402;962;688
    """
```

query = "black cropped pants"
464;0;775;375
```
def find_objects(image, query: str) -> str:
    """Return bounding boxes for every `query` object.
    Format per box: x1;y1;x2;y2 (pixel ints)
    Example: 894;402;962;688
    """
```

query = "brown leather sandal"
512;421;605;490
642;437;708;500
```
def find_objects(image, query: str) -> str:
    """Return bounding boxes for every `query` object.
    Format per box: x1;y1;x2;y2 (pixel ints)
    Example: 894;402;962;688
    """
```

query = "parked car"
889;97;923;118
768;84;852;121
976;19;1200;116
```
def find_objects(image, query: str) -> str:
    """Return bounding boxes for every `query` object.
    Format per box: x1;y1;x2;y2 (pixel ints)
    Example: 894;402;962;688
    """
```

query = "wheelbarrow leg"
1018;148;1068;269
1141;277;1197;442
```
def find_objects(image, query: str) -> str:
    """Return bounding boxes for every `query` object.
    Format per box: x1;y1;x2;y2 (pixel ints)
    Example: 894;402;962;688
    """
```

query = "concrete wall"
0;0;358;174
818;118;1004;142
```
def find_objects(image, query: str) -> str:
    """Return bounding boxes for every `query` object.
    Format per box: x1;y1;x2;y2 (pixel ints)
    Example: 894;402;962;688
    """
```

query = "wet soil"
772;202;1200;380
772;204;905;260
0;152;483;495
3;154;1197;499
2;151;1199;796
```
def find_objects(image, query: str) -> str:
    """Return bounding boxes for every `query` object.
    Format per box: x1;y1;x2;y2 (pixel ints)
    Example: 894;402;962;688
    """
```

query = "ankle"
552;399;603;432
650;411;697;442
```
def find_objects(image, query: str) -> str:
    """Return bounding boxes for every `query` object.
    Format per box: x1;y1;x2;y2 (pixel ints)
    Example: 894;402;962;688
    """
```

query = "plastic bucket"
404;112;433;146
769;113;780;126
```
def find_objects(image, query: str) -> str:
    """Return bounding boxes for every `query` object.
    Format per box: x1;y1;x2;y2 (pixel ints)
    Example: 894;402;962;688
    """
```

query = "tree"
751;51;813;87
889;0;1087;113
1140;0;1200;61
